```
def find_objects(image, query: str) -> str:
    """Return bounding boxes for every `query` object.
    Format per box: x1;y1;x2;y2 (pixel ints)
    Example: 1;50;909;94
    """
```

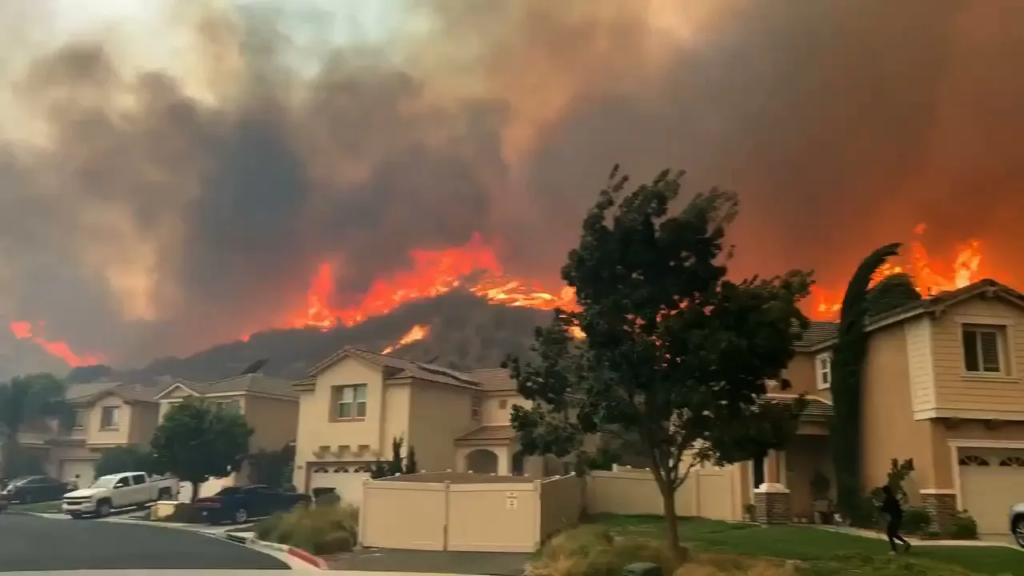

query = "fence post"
533;479;543;549
358;478;368;547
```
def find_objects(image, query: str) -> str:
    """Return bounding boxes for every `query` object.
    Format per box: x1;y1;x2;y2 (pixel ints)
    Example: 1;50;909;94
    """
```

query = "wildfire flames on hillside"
2;2;1023;373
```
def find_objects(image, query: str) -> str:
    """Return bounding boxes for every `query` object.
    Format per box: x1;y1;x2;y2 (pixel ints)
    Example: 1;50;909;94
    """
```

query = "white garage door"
308;463;370;505
958;450;1024;535
60;460;96;488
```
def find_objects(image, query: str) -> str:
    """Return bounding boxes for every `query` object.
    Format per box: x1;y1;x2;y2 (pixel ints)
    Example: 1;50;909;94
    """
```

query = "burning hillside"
2;2;1024;374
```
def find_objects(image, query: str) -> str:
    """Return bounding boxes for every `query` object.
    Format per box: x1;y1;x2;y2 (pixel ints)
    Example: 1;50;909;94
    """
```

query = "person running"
880;485;911;553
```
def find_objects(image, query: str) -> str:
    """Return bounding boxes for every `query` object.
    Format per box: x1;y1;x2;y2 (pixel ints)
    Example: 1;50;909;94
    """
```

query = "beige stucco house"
291;348;558;502
18;381;165;487
153;373;299;498
747;278;1024;536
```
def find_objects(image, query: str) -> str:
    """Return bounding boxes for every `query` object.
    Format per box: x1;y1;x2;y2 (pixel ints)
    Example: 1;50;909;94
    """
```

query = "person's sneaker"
904;541;912;553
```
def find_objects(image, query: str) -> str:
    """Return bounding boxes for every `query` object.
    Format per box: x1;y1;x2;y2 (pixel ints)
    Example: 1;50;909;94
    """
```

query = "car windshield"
8;476;35;486
90;477;118;489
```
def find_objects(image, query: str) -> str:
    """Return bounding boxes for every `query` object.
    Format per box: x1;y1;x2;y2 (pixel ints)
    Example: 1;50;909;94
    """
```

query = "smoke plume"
1;0;1022;366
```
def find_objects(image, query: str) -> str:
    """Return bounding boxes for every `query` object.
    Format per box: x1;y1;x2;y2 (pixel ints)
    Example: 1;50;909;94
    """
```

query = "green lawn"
594;515;1024;575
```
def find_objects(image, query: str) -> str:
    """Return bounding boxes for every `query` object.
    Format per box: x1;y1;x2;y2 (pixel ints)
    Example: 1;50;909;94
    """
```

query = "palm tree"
0;373;68;478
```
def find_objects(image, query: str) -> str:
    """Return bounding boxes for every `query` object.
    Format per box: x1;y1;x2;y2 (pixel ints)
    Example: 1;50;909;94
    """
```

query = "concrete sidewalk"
813;524;1023;549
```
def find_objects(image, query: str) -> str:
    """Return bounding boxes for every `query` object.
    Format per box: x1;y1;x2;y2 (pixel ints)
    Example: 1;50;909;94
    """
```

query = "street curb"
226;533;327;570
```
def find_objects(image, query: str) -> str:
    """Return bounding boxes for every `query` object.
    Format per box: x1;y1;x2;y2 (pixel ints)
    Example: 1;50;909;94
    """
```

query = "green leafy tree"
830;243;903;523
148;397;253;501
94;445;153;478
0;373;68;478
247;443;296;488
404;445;418;474
866;273;921;316
506;167;811;558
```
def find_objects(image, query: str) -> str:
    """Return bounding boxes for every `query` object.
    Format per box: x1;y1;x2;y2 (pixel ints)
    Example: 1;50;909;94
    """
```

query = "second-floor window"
336;384;367;419
100;406;120;429
962;325;1005;374
815;354;832;390
72;409;86;429
471;397;481;420
216;400;242;414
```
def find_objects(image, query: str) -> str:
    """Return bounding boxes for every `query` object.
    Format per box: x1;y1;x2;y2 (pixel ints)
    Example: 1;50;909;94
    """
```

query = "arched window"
333;467;347;473
999;456;1024;467
958;455;990;466
313;466;329;473
353;466;369;473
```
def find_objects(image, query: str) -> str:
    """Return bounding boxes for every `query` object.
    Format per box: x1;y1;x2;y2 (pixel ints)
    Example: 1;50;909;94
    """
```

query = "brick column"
920;490;958;533
754;483;791;524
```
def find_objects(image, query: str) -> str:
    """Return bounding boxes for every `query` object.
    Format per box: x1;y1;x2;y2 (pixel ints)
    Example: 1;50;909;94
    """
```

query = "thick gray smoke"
1;0;1022;367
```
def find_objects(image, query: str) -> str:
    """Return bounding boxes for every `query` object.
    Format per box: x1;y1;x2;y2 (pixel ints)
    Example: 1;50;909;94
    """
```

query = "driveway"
0;513;287;571
326;548;532;575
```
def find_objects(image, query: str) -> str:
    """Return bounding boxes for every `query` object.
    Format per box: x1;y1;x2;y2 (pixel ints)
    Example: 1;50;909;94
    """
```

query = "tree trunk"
659;484;689;562
190;481;199;503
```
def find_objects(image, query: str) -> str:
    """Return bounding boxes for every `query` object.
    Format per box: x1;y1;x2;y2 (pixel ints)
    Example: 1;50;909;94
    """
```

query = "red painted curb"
287;546;328;570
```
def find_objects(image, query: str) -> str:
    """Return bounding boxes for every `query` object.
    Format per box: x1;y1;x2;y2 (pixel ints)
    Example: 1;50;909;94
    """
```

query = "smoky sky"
1;0;1023;367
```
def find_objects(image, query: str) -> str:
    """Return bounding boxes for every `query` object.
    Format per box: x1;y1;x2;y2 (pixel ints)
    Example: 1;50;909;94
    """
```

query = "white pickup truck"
62;472;179;518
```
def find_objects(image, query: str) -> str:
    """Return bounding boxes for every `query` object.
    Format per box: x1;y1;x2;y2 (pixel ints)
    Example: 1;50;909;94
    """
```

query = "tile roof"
310;347;481;388
173;374;297;398
469;368;516;391
763;394;833;420
455;425;517;442
65;381;121;402
794;321;839;349
65;381;169;404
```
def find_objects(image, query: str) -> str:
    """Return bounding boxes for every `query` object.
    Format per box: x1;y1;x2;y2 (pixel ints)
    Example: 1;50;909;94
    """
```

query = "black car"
194;485;311;524
0;476;71;505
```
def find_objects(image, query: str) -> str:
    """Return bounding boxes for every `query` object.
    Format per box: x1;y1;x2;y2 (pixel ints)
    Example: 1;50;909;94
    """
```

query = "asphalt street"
0;513;288;571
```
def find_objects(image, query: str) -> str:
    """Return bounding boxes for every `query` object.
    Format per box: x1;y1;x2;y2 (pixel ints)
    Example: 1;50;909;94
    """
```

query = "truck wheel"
95;500;112;518
233;508;248;524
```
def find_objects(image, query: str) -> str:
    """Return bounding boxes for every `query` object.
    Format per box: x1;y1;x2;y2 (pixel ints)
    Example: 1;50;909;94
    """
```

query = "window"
336;384;367;419
815;354;832;390
962;325;1005;374
471;397;482;420
113;476;130;489
100;406;120;429
958;455;990;466
999;456;1024;467
130;474;148;485
216;399;241;413
72;409;86;429
498;399;508;409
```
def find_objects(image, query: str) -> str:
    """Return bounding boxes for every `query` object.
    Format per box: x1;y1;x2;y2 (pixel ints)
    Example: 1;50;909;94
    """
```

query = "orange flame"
809;223;985;320
381;324;432;355
8;321;106;367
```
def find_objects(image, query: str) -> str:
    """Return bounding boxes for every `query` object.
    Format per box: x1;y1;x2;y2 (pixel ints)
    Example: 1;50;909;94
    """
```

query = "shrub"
945;511;978;540
315;491;341;507
527;525;675;576
901;507;931;535
255;502;359;555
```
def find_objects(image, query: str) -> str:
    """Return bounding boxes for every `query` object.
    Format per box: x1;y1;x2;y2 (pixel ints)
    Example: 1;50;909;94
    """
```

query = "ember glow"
809;224;986;320
382;324;431;355
7;321;106;367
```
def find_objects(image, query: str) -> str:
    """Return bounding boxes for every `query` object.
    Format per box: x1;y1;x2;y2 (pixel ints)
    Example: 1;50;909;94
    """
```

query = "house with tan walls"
291;348;560;503
747;278;1024;537
153;373;299;499
17;381;166;488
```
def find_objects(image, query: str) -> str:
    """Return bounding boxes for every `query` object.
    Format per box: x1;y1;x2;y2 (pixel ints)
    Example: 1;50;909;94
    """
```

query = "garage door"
59;460;96;488
958;450;1024;535
308;463;371;505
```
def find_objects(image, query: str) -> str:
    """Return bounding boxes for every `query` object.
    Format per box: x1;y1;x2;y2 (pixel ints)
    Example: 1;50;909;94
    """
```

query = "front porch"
740;396;836;523
453;425;547;477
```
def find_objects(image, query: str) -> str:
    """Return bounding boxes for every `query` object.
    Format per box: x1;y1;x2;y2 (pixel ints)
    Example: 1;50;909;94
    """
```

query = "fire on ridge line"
5;224;992;367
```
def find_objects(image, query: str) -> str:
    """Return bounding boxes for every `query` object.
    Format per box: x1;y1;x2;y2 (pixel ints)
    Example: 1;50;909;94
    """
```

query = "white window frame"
336;384;368;420
961;325;1006;375
100;406;120;429
216;399;242;414
815;353;832;390
471;397;482;421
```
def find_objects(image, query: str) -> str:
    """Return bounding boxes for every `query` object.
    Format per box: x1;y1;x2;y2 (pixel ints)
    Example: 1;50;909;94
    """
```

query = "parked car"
62;472;179;518
194;485;312;524
1012;502;1024;548
0;475;71;505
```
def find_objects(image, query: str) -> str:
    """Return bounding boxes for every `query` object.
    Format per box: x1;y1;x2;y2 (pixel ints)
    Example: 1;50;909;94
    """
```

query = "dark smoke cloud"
1;0;1023;367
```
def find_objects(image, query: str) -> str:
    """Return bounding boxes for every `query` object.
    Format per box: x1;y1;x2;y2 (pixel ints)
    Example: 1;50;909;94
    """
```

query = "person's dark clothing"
880;494;910;552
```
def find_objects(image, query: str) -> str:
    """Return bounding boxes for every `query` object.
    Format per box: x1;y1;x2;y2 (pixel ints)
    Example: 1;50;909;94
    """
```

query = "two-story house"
743;278;1024;536
291;348;554;502
153;373;299;499
19;381;165;487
